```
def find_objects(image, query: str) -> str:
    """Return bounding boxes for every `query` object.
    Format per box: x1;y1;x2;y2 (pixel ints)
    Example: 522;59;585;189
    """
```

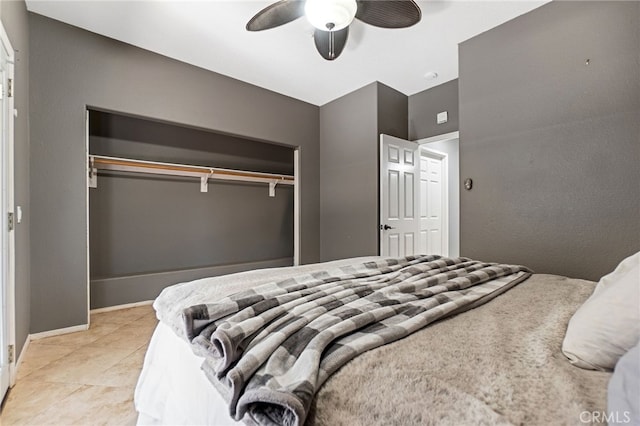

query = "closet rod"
90;155;294;182
88;155;294;194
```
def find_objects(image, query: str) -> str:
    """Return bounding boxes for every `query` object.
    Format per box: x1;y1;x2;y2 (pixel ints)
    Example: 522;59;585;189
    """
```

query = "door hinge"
8;212;14;231
7;78;13;97
8;345;14;363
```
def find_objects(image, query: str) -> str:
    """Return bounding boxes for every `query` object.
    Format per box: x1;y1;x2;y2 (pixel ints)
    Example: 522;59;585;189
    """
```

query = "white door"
419;149;448;256
0;23;15;403
379;134;420;257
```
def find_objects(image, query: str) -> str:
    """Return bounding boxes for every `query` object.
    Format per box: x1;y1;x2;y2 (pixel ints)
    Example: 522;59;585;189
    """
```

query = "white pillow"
562;252;640;371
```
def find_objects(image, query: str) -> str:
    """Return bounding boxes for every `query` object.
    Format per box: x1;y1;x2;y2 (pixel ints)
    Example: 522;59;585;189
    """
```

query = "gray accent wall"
91;258;293;309
1;0;30;357
320;83;377;261
29;14;320;332
409;79;459;140
378;84;409;141
320;82;407;261
459;1;640;280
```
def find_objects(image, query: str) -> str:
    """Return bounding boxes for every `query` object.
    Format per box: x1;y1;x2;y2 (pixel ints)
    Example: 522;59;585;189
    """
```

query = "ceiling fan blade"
246;0;306;31
355;0;421;29
314;27;349;61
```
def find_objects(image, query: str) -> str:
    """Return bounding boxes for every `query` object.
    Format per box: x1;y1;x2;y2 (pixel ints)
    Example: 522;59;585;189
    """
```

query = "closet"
87;110;297;309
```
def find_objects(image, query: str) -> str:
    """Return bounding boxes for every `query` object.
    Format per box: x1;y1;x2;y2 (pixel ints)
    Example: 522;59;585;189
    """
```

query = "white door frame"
293;147;300;266
418;131;459;146
419;147;449;257
0;20;16;393
85;110;90;325
418;131;459;258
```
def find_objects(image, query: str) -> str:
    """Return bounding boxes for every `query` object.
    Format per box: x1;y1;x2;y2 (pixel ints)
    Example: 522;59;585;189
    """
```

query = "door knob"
380;224;395;230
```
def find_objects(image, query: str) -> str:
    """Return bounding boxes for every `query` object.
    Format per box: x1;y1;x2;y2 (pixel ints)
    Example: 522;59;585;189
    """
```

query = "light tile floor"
0;304;157;425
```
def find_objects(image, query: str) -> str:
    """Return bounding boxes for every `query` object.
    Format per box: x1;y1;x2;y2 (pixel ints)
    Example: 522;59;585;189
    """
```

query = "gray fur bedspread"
180;255;532;426
306;273;612;426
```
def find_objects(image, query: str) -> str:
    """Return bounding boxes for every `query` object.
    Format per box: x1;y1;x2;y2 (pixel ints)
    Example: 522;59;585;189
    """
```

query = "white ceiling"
25;0;549;106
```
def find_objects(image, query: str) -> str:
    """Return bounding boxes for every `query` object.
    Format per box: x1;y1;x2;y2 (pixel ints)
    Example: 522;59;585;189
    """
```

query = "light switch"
16;206;22;223
437;111;448;124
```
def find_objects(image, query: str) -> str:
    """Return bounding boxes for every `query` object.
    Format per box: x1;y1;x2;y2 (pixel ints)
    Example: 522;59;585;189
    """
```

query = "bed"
134;255;616;426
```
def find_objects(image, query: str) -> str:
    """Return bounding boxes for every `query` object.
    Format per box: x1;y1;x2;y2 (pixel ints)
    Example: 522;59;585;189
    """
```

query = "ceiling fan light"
305;0;357;31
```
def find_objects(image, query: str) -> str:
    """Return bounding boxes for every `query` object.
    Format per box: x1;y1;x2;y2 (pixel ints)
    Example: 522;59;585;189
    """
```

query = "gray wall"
91;258;293;309
29;14;320;332
320;83;377;261
88;111;294;308
320;82;407;261
409;79;459;140
1;0;30;358
378;83;409;141
459;1;640;280
89;111;295;175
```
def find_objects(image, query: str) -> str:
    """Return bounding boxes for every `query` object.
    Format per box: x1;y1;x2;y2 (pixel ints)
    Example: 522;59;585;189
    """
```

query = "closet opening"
86;109;297;310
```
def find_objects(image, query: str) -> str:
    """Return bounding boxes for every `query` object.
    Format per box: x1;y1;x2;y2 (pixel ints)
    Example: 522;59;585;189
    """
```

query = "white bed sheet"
135;321;236;426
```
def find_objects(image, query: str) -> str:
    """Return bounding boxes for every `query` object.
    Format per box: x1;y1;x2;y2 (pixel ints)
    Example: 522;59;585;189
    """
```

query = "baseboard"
90;300;153;314
11;337;30;386
29;324;88;341
15;337;29;369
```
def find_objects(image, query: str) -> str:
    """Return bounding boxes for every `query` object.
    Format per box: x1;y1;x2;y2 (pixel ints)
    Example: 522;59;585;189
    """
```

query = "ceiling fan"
246;0;422;61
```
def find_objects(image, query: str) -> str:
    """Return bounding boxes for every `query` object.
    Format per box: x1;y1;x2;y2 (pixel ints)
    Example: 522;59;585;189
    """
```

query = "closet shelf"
88;155;294;195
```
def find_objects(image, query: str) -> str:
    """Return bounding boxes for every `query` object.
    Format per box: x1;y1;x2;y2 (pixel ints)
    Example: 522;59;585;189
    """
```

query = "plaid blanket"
182;255;532;426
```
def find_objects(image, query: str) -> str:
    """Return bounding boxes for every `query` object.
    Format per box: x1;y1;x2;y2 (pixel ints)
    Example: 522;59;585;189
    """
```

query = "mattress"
135;259;611;426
